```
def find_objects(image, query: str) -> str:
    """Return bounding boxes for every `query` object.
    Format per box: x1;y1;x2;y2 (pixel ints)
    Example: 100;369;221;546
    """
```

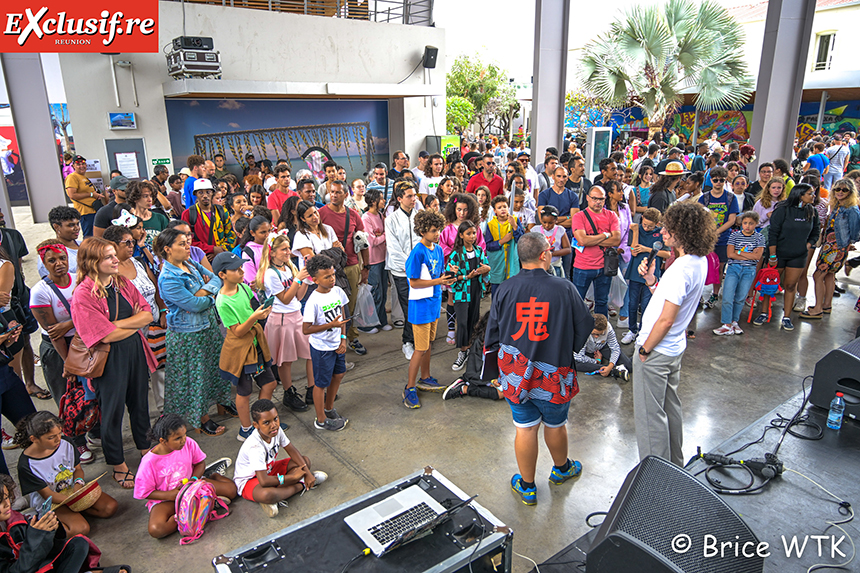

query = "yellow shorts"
413;321;438;352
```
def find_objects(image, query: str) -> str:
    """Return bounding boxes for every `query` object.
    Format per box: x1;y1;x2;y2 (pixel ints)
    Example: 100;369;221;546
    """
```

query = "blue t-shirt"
699;191;739;246
727;230;765;266
405;242;444;325
626;224;667;284
183;176;198;208
806;153;830;175
538;187;580;237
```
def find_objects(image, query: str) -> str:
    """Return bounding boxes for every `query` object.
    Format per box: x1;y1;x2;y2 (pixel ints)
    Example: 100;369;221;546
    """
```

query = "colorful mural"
670;109;754;143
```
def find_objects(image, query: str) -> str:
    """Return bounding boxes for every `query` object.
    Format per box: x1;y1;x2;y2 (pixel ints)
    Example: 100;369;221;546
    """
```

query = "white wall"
58;0;445;177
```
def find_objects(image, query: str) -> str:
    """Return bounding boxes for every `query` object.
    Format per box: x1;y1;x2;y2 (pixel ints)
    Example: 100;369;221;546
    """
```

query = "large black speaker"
811;337;860;420
423;46;438;69
588;456;763;573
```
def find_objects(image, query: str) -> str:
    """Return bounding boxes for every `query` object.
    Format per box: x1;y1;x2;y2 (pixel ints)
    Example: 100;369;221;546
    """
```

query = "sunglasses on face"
711;178;726;183
834;188;850;193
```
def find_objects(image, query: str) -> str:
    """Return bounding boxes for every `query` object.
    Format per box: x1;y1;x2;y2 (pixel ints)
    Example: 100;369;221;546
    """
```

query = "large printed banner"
1;0;158;52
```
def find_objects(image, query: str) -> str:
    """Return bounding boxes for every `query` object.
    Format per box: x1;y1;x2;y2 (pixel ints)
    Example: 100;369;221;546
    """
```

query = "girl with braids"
15;412;117;537
256;232;313;413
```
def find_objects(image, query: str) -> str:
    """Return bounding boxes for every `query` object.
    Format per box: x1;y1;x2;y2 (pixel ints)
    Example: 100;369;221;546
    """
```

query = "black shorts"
235;362;276;397
777;254;807;269
714;244;728;264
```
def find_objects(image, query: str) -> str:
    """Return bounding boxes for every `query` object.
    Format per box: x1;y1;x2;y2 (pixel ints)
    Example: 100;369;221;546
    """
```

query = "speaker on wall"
810;337;860;420
587;456;763;573
423;46;438;69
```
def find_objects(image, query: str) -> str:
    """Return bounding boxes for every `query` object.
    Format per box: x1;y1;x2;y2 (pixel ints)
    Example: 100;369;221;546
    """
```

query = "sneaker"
620;331;637;345
77;444;94;464
280;421;290;432
324;408;344;421
203;457;232;478
237;426;254;442
217;495;232;506
1;429;18;450
731;321;744;335
282;386;308;412
359;327;379;334
793;296;807;312
614;365;629;382
393;319;405;328
548;459;583;485
348;339;367;355
510;474;537;505
452;350;467;371
713;324;734;336
260;502;279;518
703;293;718;309
307;470;328;489
305;387;314;405
752;313;768;326
85;434;102;448
416;376;445;392
402;342;415;361
402;386;420;409
781;317;795;331
585;298;594;311
314;417;348;431
442;380;467;400
616;317;629;329
608;308;617;317
345;361;355;371
381;324;393;331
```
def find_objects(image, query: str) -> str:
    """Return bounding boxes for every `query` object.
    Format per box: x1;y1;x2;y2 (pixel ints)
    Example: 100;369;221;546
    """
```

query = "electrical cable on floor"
338;548;370;573
585;511;608;528
467;504;487;573
514;551;541;572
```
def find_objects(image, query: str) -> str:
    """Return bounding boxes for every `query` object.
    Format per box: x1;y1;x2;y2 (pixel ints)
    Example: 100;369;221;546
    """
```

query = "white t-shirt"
302;286;348;351
419;176;443;197
292;224;336;272
636;254;707;356
233;427;290;496
29;275;77;336
37;243;79;279
263;266;301;314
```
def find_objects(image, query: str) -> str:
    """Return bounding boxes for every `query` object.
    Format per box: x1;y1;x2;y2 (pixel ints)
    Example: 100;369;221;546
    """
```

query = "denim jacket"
158;259;222;333
830;205;860;250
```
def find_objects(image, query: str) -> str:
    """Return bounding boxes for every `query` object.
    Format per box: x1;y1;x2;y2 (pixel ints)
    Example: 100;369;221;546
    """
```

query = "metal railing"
172;0;434;25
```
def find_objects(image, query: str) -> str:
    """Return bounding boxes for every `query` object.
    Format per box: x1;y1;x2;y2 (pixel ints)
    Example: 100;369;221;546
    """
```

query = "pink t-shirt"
133;437;206;511
361;211;387;265
572;208;620;270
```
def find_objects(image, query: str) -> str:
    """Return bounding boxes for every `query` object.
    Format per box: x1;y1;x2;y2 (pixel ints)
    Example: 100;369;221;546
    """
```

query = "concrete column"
0;161;14;229
815;91;829;131
0;54;68;224
748;0;816;168
691;109;700;146
531;0;570;160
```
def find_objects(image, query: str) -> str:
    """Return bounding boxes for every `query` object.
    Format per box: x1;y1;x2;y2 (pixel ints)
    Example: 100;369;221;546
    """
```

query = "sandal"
799;309;824;319
822;307;832;314
112;470;135;489
686;330;696;339
28;388;51;401
445;334;456;345
197;419;226;436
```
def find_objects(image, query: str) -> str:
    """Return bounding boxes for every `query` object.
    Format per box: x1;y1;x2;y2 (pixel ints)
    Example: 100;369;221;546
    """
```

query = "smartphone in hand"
35;496;52;520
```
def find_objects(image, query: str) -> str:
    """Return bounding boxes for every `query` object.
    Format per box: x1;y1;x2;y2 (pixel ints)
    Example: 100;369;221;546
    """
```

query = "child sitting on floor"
573;313;631;381
442;312;503;401
232;399;327;518
134;413;236;539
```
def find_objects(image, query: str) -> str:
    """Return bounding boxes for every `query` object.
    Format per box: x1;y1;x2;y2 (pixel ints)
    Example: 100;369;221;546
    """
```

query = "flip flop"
822;307;832;314
112;470;135;489
28;389;52;401
799;310;823;319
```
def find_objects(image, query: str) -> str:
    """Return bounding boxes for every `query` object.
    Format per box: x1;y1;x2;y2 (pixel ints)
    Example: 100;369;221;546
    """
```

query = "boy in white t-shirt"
302;254;350;432
233;399;327;518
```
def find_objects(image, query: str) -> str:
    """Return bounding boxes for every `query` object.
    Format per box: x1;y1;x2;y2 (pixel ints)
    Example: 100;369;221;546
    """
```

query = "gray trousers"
633;347;684;466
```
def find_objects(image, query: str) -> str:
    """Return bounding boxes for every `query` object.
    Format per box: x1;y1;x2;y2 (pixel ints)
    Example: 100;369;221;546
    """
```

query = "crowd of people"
0;127;858;566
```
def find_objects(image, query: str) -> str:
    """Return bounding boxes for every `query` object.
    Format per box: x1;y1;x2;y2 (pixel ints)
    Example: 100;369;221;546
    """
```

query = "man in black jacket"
485;233;593;505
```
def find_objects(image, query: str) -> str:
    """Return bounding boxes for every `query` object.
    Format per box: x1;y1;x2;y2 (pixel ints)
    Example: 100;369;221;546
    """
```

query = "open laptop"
344;485;475;557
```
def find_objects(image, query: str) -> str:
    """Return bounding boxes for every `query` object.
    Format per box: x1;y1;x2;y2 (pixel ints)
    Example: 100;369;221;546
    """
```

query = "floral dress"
816;208;848;274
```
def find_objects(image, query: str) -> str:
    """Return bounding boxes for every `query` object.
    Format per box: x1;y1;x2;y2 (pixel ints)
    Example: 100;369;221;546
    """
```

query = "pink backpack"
174;479;229;545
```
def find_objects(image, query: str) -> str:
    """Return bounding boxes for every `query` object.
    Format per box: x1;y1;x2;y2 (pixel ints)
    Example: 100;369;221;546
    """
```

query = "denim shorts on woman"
505;398;570;429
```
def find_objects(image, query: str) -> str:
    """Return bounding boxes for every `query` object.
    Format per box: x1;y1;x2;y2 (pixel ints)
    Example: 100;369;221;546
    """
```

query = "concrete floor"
5;206;860;572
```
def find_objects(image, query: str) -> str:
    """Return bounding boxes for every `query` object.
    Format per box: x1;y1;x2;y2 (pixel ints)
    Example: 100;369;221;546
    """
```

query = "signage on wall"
1;0;159;53
151;158;170;166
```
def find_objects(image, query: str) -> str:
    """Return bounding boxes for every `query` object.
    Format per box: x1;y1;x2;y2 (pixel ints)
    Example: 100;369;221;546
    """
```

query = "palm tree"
580;0;754;138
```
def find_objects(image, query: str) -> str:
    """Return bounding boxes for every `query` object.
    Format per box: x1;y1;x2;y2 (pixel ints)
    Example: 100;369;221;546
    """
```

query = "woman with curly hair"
633;201;717;467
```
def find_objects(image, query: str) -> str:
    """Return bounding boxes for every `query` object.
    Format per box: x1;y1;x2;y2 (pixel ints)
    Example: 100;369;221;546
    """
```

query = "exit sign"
152;158;171;165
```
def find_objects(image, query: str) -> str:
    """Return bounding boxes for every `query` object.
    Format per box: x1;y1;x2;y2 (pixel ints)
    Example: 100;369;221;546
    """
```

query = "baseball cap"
193;178;214;194
418;150;429;158
73;155;87;164
517;151;530;158
109;176;130;190
212;252;244;276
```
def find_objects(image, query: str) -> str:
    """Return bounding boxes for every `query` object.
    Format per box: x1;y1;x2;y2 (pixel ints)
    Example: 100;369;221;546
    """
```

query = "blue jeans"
366;262;388;328
627;281;653;334
80;213;95;237
822;169;840;191
573;267;611;316
721;264;757;325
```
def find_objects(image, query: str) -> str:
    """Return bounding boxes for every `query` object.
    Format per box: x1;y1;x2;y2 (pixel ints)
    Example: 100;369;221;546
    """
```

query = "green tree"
564;90;622;139
580;0;753;137
486;82;521;141
447;55;508;134
446;96;475;134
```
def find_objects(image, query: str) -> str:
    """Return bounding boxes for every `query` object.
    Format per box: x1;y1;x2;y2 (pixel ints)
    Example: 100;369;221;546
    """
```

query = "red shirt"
571;208;620;270
466;172;504;198
267;188;297;215
318;205;365;267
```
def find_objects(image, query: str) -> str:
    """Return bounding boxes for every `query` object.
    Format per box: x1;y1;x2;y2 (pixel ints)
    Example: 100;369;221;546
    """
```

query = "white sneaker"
260;502;279;518
362;328;379;334
793;296;807;312
621;331;637;345
731;321;744;335
345;362;355;371
713;324;734;336
309;470;327;489
402;342;415;360
381;325;393;331
617;317;629;329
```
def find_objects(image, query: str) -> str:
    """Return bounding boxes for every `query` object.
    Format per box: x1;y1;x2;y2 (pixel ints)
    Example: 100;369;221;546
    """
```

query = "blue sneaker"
237;427;254;442
403;386;421;409
280;422;290;432
416;376;445;392
549;459;583;485
510;474;536;505
752;313;768;326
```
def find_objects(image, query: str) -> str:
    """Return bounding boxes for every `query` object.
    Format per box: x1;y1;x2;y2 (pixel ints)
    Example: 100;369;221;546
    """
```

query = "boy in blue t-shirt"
714;211;765;336
621;208;670;345
402;210;457;408
699;166;739;308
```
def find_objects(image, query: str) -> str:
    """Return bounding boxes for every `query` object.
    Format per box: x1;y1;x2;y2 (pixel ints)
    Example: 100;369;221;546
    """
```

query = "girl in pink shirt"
360;189;391;332
134;414;237;539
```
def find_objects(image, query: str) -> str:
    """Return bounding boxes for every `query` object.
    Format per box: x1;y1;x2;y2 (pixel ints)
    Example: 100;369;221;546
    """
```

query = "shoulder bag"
64;287;117;379
583;209;619;276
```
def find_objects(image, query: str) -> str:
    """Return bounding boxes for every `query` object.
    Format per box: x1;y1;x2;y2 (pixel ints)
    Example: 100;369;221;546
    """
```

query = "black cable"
586;511;608;528
339;549;370;573
466;505;488;573
704;464;755;491
397;60;423;84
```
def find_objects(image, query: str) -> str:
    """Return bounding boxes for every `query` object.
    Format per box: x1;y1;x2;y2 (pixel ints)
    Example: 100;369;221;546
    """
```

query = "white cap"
193;178;214;193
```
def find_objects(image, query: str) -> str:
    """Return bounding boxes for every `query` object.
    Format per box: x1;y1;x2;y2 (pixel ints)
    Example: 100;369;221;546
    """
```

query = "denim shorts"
506;398;570;429
310;346;346;388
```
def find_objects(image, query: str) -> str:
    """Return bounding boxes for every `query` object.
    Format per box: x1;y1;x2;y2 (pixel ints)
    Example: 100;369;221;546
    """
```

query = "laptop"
344;485;473;557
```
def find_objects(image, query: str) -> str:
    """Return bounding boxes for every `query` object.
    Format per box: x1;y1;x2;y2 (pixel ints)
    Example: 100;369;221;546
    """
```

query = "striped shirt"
727;230;765;266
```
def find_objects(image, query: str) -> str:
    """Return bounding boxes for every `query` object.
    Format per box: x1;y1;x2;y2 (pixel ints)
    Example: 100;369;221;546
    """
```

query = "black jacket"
768;203;820;259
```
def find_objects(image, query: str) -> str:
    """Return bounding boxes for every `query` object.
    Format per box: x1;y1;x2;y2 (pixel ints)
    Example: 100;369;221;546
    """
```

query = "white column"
531;0;570;160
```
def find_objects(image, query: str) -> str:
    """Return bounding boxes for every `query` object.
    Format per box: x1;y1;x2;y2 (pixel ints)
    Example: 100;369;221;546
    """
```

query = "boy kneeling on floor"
573;313;632;381
232;399;327;518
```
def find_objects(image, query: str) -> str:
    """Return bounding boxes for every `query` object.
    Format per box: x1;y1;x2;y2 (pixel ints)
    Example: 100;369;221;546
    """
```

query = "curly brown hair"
413;209;445;237
662;201;717;257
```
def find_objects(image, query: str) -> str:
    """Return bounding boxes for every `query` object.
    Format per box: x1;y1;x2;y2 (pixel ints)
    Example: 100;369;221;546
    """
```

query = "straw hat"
659;161;688;176
54;472;106;513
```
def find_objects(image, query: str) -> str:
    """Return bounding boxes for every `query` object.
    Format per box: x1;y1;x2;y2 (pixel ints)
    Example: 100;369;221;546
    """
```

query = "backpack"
174;479;229;545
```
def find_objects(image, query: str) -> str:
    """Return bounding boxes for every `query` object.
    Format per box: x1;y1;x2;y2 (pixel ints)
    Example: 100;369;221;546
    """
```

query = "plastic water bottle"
827;392;845;430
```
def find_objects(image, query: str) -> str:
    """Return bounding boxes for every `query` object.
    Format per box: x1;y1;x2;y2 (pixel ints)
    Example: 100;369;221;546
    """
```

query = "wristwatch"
638;347;651;356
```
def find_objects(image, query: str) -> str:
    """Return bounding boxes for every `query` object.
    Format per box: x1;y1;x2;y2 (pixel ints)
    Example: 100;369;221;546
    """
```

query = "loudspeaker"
587;456;763;573
172;36;214;51
811;337;860;420
423;46;438;69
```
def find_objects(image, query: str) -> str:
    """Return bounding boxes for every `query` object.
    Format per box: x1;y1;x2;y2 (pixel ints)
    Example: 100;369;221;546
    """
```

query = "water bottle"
827;392;845;430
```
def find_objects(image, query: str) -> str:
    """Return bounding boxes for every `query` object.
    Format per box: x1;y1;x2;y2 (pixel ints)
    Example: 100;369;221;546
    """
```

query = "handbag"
583;209;619;276
64;287;117;379
58;376;100;437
